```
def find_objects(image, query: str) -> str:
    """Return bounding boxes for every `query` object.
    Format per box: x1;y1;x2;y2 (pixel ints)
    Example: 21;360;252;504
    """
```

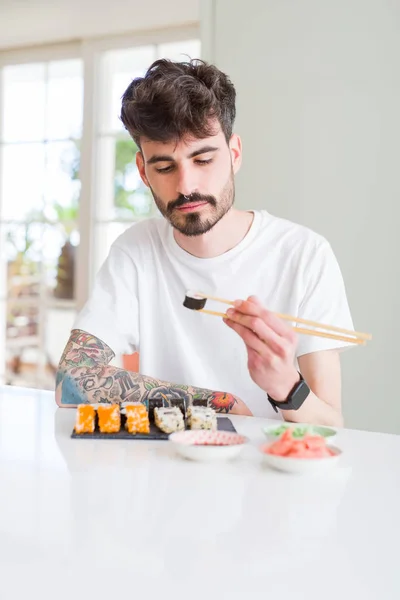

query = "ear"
136;151;150;187
229;134;242;174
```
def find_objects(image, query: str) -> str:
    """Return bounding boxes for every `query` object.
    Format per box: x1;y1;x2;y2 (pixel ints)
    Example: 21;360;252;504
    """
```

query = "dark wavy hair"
120;58;236;147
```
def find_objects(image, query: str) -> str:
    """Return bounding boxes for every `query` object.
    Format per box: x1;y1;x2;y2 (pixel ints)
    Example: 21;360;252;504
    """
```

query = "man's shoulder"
112;217;167;255
258;210;329;253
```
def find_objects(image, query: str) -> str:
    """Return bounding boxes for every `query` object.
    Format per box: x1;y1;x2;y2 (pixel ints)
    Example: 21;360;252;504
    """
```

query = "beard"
150;170;235;237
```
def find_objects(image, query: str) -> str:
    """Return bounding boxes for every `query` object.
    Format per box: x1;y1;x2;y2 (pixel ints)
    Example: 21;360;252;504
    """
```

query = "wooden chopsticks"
195;292;371;346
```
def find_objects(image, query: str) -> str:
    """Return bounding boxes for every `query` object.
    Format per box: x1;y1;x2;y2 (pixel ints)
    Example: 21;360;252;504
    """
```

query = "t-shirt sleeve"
73;244;139;355
296;239;354;357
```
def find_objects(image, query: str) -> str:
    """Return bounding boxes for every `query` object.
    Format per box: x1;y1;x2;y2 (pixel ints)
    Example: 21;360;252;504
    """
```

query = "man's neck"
173;209;255;258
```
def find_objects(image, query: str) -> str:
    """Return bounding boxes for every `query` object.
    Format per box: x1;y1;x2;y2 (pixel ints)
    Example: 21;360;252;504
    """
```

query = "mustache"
167;193;217;212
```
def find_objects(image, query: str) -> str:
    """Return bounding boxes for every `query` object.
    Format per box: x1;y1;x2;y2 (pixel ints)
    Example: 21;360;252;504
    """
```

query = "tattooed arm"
55;330;252;415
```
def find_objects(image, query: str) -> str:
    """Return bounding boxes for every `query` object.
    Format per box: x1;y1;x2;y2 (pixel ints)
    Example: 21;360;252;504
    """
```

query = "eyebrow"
146;145;219;165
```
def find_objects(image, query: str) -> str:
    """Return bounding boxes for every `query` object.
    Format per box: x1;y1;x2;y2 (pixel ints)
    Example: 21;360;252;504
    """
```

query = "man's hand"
224;296;344;427
224;296;300;401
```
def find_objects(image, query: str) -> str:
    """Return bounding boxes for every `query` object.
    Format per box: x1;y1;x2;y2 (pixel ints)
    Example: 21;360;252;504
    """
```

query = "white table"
0;385;399;600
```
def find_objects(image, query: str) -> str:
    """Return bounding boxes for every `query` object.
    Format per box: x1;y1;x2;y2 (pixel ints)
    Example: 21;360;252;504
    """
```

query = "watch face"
267;376;311;412
289;380;310;410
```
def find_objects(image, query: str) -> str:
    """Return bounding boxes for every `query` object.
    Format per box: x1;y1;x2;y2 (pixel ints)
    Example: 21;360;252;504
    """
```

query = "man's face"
136;126;242;236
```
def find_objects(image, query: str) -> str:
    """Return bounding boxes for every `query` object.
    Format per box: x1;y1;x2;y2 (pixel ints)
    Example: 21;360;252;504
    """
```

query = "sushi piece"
183;290;207;311
192;397;208;408
123;403;150;434
148;395;187;422
170;397;187;418
154;406;184;434
96;403;121;433
187;405;217;431
74;404;96;433
148;397;167;422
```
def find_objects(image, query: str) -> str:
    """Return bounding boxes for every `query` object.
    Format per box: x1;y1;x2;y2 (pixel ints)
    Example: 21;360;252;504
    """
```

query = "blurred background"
0;1;399;434
0;1;200;390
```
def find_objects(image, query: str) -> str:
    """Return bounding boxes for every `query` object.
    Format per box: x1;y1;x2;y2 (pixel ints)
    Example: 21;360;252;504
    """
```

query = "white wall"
0;0;199;49
201;0;400;434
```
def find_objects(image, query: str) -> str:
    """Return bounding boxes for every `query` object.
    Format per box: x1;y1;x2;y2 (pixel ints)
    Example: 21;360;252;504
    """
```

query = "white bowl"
262;423;337;445
260;444;342;475
169;430;248;462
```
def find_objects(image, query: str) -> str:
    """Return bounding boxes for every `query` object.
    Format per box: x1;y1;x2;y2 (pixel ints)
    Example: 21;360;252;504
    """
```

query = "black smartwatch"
267;373;310;413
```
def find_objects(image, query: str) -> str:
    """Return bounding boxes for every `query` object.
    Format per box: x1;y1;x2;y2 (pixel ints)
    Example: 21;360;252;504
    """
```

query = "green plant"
6;209;43;267
113;137;152;217
51;197;79;239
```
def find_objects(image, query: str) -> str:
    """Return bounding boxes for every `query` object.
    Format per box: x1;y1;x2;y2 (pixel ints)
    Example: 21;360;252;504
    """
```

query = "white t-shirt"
74;210;353;417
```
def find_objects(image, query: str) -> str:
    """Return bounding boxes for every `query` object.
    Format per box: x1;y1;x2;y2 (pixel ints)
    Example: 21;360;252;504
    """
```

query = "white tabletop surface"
0;385;399;600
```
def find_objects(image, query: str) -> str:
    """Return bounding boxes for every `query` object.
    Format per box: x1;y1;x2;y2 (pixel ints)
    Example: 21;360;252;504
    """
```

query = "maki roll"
74;404;96;433
96;403;121;433
148;395;187;421
192;397;208;408
122;403;150;435
183;290;207;311
154;406;184;434
187;405;217;431
170;397;187;418
148;397;166;422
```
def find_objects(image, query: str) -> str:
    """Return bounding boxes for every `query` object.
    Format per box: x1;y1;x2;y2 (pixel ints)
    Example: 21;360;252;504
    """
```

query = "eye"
155;165;174;174
195;158;213;166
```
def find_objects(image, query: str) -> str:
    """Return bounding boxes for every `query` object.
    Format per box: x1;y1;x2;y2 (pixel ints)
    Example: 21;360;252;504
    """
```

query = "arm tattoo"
197;391;237;413
55;329;241;414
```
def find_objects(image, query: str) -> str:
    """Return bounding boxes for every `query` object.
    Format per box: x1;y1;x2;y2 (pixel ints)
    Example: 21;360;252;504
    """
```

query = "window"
93;38;201;273
0;30;200;389
0;58;83;388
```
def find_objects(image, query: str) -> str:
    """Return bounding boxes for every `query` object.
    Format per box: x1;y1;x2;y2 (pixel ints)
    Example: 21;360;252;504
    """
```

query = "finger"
225;320;281;360
248;295;296;341
224;317;268;355
233;296;296;342
247;345;267;369
226;310;290;357
246;345;280;372
247;295;263;307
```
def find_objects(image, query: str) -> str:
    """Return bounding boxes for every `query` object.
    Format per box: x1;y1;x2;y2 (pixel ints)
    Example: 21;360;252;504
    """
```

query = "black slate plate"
71;416;237;440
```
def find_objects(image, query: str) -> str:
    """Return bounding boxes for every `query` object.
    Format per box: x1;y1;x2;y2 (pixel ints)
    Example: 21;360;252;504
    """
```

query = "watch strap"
267;372;309;412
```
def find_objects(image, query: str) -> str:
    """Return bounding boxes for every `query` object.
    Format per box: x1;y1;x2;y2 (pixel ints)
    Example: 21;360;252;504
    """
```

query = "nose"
176;164;198;197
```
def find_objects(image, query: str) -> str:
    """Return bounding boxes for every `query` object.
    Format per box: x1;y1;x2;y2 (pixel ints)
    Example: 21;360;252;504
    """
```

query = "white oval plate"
260;444;342;474
169;430;248;462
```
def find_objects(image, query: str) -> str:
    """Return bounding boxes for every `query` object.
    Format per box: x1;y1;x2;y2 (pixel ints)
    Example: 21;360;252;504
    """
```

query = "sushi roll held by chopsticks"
183;290;372;346
183;291;208;311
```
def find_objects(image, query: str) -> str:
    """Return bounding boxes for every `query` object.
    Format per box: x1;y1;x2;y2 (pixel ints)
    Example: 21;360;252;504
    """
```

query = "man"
56;58;353;426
